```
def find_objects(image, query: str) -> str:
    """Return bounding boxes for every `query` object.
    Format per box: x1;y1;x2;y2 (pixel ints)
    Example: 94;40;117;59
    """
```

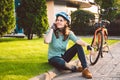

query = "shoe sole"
82;74;92;79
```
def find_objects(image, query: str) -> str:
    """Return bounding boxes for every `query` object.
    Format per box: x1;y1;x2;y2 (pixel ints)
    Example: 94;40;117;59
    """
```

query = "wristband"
87;45;92;50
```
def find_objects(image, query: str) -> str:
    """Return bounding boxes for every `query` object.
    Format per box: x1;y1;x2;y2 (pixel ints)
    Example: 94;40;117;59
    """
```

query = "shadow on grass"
0;37;42;43
0;38;27;42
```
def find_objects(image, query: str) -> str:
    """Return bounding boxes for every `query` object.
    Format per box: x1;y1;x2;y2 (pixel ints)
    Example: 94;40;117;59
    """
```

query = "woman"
44;12;92;79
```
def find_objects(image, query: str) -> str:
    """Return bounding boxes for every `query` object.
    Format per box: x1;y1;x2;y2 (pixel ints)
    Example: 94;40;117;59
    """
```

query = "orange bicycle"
89;6;117;65
90;20;110;65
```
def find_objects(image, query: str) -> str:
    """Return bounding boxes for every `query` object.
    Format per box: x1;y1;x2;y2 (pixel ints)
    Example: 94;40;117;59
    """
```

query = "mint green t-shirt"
46;29;79;59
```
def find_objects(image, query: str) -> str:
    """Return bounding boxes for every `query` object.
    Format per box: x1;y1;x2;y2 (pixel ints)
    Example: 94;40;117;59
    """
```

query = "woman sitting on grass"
44;12;92;79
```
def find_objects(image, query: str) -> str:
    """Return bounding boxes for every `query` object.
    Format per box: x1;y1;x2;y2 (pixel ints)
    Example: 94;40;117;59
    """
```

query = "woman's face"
55;16;67;29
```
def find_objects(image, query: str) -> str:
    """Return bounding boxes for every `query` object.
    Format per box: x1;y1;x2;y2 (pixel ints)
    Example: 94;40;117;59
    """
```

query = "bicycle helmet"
56;12;71;22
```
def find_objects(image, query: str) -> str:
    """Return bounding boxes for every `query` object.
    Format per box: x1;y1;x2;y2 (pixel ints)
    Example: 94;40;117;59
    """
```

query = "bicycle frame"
90;25;109;65
93;26;108;46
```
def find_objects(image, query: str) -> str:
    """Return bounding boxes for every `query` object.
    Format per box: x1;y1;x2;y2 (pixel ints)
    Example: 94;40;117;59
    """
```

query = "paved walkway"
53;42;120;80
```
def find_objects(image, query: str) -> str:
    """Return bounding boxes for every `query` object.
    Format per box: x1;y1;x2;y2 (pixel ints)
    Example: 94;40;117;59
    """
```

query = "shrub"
71;10;95;35
108;13;120;36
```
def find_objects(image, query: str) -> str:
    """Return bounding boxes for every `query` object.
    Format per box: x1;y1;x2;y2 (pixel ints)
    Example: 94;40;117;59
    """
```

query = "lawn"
0;37;119;80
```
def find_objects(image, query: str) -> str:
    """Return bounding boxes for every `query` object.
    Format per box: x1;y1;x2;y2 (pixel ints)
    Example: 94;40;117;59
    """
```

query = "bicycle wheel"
101;35;109;57
90;31;103;65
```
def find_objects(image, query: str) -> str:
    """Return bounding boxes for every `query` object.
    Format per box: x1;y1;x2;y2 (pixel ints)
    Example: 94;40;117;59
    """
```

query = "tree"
94;0;117;21
16;0;48;39
0;0;15;37
114;0;120;14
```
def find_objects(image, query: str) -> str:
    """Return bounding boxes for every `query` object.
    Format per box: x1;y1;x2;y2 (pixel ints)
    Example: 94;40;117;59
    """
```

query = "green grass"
0;37;119;80
0;38;52;80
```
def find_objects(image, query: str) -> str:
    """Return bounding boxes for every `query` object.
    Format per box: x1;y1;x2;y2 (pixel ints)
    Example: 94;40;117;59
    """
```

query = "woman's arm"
69;31;89;47
76;39;92;51
44;28;53;44
76;39;89;47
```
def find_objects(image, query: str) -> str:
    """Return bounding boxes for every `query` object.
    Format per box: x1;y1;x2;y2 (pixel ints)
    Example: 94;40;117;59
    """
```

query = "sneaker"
72;66;83;72
82;68;92;79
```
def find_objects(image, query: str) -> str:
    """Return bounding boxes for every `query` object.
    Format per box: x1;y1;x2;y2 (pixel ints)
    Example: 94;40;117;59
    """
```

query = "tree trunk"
27;33;33;40
27;28;33;40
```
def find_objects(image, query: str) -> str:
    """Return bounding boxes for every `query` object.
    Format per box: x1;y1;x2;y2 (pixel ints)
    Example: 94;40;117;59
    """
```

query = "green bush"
16;0;48;39
108;13;120;36
0;0;15;37
71;10;95;35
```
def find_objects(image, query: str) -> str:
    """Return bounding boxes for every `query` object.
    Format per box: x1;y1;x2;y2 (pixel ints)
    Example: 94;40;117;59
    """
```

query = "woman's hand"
51;23;56;30
44;24;55;44
87;45;92;51
86;45;95;55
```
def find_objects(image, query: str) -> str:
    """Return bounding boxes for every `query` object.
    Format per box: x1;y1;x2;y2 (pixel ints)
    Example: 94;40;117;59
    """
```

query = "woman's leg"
48;56;77;72
62;44;87;69
62;44;92;79
48;44;87;71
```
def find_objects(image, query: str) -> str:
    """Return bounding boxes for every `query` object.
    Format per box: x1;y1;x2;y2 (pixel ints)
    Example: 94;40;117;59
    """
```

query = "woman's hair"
54;16;70;41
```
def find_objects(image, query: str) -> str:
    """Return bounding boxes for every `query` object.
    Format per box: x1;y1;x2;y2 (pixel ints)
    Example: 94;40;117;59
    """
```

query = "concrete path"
53;42;120;80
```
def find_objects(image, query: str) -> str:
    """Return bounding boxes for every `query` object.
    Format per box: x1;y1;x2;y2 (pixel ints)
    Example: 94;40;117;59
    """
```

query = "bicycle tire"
90;31;103;65
101;35;109;57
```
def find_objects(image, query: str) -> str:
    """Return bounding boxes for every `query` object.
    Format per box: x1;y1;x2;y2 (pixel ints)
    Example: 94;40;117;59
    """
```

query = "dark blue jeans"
48;44;87;71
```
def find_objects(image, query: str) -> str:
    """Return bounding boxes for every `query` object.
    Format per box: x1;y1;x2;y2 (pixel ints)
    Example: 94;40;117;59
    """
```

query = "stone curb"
29;60;80;80
29;68;61;80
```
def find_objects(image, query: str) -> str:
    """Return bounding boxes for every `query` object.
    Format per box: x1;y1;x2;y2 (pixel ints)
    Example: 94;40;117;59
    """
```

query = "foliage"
71;10;95;35
114;0;120;14
108;13;120;36
115;13;120;20
94;0;120;36
108;21;120;36
101;0;116;21
16;0;48;39
94;0;102;6
0;0;15;37
95;0;114;8
94;0;117;21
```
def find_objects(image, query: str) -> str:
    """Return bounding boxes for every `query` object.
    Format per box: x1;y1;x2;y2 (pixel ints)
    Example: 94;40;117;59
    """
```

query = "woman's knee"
75;44;83;49
49;57;66;69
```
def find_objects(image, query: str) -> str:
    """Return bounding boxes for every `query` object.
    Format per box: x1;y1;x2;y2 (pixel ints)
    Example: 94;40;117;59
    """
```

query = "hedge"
71;10;95;35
